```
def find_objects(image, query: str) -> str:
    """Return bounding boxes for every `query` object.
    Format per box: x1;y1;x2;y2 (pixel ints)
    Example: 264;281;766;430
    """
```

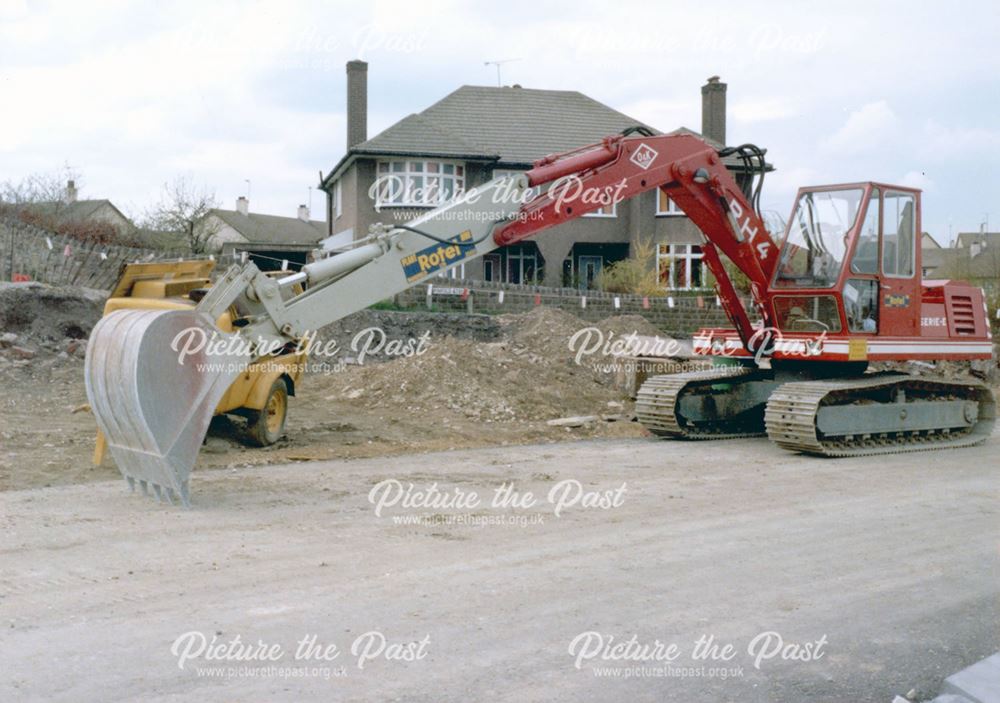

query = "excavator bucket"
84;308;248;507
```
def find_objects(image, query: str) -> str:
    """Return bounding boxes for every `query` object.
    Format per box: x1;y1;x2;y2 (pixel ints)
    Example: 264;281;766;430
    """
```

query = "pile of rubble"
0;282;104;373
314;307;680;424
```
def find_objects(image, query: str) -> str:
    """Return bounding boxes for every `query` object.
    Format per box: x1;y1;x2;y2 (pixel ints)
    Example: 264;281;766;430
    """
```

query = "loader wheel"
246;378;288;447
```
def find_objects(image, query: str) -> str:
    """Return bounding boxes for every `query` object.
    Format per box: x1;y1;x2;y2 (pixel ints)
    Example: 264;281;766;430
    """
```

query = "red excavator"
86;130;995;505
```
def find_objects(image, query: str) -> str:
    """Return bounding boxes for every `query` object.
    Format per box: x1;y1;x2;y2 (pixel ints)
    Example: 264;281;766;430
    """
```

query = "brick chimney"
236;196;249;215
346;60;368;149
64;180;78;205
701;75;727;145
297;204;310;222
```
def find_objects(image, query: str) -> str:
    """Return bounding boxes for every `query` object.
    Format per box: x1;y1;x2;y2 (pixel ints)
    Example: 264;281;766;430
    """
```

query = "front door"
578;255;603;289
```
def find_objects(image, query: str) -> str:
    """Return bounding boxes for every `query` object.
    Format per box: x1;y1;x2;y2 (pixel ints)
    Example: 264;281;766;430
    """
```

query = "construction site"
3;4;1000;701
2;250;998;702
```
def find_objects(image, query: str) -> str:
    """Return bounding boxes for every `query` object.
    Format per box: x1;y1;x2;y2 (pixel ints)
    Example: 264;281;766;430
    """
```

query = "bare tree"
0;165;80;218
0;166;131;245
141;176;221;254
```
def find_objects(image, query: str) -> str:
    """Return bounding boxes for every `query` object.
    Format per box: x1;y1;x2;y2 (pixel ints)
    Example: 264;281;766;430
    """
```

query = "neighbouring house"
927;231;1000;294
920;232;946;278
320;62;771;290
196;198;327;270
21;180;135;242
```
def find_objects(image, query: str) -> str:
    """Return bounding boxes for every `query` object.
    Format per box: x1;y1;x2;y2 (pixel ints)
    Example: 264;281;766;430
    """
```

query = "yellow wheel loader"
90;260;307;474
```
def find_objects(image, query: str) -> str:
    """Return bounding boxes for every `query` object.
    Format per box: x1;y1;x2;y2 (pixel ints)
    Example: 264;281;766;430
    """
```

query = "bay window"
376;160;465;207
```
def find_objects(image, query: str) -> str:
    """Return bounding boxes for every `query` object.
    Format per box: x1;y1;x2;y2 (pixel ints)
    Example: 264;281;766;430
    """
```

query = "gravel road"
2;436;997;702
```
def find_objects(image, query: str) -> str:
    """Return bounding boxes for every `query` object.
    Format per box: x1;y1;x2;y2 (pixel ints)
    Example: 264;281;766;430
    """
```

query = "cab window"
774;188;864;288
882;191;915;277
844;279;879;332
850;189;879;275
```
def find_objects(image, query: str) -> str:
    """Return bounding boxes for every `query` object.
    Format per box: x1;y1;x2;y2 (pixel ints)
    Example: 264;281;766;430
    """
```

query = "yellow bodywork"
92;261;307;464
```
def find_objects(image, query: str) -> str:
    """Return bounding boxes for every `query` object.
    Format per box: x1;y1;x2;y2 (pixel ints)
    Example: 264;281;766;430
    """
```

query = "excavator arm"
496;132;777;344
85;132;777;505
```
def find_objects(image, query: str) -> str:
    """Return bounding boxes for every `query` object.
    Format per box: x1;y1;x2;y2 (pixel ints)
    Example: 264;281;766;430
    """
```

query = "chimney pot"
297;204;310;222
701;75;727;145
346;59;368;149
236;196;249;215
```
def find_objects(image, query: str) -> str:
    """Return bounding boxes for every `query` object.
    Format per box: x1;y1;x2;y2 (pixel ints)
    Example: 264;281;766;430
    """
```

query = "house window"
656;190;683;216
376;160;465;207
445;262;466;279
657;243;706;290
333;179;342;219
506;244;538;284
583;202;616;218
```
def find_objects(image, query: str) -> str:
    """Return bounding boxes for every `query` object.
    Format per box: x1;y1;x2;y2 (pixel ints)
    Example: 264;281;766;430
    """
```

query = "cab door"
878;189;920;337
843;187;881;335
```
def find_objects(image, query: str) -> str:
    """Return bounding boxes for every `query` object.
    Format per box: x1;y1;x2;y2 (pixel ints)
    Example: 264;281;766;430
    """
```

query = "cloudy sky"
1;0;997;242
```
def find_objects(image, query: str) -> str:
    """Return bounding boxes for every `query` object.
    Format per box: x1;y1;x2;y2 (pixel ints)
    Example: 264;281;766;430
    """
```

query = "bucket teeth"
85;308;249;508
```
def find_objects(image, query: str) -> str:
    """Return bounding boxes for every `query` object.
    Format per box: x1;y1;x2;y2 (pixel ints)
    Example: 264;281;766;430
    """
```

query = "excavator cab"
769;182;921;339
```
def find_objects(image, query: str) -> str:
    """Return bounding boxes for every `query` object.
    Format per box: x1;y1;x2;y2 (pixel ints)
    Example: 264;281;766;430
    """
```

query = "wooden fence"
0;217;198;290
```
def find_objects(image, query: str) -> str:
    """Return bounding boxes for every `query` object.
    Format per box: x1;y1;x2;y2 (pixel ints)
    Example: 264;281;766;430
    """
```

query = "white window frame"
583;202;617;218
657;243;707;290
505;245;538;284
445;262;466;279
333;179;342;220
375;159;465;208
656;189;683;217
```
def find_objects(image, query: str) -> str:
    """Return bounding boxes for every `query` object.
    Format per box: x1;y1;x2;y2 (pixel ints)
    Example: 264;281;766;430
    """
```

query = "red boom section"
494;133;778;348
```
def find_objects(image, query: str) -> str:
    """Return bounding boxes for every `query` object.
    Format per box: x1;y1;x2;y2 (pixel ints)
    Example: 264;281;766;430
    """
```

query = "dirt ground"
0;281;995;494
1;437;997;701
0;286;663;491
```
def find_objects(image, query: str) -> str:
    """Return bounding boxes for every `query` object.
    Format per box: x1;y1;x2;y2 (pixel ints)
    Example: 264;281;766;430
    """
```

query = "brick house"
320;62;767;290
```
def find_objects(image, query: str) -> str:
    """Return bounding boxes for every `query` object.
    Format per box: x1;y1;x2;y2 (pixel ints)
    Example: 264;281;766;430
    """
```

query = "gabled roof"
351;111;493;159
955;231;1000;249
322;85;659;187
664;126;724;150
323;84;767;188
28;199;133;227
209;209;327;246
406;85;655;164
930;247;1000;279
921;231;942;249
